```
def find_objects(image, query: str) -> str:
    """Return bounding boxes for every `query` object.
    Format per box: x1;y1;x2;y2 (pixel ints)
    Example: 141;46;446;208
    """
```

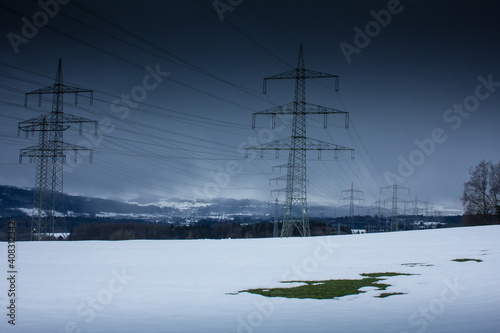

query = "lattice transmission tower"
372;197;385;216
246;45;354;237
380;178;410;232
18;59;97;241
340;182;364;230
273;198;280;237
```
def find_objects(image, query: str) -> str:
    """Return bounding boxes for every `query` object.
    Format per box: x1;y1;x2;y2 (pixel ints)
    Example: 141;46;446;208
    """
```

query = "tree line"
68;220;343;241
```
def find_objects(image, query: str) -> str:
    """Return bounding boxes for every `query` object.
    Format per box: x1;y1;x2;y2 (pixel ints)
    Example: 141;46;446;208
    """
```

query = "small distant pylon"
246;44;354;237
372;196;385;216
273;198;280;237
423;197;432;218
410;194;424;216
18;58;97;241
380;178;410;232
340;183;364;230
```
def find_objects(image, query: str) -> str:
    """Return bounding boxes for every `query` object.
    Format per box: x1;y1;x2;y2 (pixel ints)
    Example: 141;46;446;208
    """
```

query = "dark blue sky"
1;0;499;214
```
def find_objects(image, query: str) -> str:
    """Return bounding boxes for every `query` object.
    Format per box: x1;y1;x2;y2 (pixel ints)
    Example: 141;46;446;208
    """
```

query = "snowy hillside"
1;226;499;332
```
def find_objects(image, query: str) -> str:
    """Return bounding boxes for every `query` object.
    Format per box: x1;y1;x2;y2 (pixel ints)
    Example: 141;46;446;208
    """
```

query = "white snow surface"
16;208;65;217
131;200;213;210
1;226;500;333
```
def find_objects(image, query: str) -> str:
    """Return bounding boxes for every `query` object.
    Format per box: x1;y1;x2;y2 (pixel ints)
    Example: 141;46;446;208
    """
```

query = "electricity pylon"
380;178;410;232
372;196;385;216
273;198;280;237
340;182;364;230
246;44;354;237
18;58;97;241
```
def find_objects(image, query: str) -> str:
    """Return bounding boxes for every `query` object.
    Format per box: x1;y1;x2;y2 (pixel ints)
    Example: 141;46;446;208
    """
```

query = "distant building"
415;221;444;229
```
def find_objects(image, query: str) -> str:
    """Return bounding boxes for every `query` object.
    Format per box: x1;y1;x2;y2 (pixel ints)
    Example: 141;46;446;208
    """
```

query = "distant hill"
0;185;179;218
0;185;270;219
0;185;461;226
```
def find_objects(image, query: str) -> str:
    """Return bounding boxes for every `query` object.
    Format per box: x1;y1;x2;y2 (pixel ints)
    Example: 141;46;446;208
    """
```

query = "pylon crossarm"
18;113;97;135
18;113;53;127
304;138;354;160
380;185;410;194
246;138;293;151
264;69;302;81
303;69;339;81
26;85;92;96
59;141;92;151
270;175;287;185
60;142;95;163
264;69;338;81
57;113;96;124
272;163;288;173
305;104;349;128
18;123;69;134
254;103;295;115
58;114;98;135
245;137;354;159
252;103;295;128
20;145;55;155
19;142;93;162
264;70;339;93
305;103;347;114
271;188;286;197
252;102;348;129
304;138;351;151
19;147;66;162
341;190;364;196
383;198;408;204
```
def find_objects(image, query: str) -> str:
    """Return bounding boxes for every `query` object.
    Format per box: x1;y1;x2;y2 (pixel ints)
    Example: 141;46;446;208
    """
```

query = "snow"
95;212;167;220
16;208;65;217
1;226;499;332
130;200;213;210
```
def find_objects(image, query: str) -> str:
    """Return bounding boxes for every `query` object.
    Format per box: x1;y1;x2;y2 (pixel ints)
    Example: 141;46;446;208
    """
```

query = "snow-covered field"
1;225;499;333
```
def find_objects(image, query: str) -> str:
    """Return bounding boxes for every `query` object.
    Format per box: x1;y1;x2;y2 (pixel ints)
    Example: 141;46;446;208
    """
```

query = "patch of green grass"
377;292;406;298
452;258;482;263
361;272;414;278
239;272;414;300
402;263;434;267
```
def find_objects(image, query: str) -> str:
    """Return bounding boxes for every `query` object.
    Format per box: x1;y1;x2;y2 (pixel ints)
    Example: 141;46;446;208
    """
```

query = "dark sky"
0;0;499;214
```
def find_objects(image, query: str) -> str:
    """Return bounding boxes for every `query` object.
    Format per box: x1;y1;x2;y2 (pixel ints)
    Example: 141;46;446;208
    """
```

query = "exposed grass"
452;258;483;263
377;292;406;298
239;272;414;300
402;263;434;267
361;272;414;278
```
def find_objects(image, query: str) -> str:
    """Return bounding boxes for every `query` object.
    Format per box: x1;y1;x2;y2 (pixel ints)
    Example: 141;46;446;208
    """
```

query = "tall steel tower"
247;45;354;237
410;195;423;216
380;178;410;232
273;198;280;237
340;183;364;230
373;197;385;216
18;59;97;241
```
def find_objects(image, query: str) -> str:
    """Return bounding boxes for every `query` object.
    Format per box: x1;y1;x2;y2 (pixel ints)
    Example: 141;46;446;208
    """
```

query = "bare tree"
462;160;494;224
489;162;500;222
